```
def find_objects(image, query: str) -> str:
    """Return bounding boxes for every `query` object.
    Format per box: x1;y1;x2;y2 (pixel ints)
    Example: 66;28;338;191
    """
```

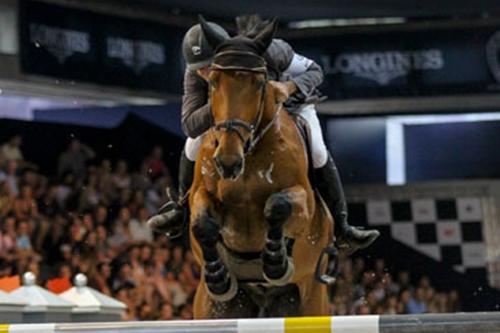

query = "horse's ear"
252;18;278;54
199;15;227;50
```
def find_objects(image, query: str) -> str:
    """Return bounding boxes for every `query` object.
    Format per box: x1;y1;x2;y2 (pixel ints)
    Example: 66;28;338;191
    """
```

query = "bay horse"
190;17;336;318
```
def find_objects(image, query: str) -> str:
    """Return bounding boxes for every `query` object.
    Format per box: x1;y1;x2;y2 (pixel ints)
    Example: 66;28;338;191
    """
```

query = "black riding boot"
147;151;194;238
315;153;379;253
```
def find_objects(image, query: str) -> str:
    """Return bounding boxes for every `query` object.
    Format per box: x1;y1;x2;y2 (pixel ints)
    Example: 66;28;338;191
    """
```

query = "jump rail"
1;312;499;333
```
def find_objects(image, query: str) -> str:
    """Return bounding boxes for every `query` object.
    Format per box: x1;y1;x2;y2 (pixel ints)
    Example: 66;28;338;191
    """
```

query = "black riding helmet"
182;22;230;71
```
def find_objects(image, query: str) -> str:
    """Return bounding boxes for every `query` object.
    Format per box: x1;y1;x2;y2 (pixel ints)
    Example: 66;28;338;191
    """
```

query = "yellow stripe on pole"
0;324;9;333
285;316;331;333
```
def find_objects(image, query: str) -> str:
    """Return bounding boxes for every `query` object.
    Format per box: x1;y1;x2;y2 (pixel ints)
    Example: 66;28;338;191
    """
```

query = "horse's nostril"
214;156;222;169
235;159;243;171
214;138;219;148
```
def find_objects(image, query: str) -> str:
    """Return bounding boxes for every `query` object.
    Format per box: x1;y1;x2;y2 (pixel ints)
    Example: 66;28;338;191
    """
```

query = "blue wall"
325;117;386;184
405;120;500;181
324;116;500;184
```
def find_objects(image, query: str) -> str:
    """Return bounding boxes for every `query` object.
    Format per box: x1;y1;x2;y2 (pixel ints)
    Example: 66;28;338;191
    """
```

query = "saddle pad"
292;114;316;187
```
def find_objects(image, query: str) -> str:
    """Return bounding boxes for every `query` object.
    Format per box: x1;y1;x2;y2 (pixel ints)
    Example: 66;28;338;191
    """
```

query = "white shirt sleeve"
282;53;314;79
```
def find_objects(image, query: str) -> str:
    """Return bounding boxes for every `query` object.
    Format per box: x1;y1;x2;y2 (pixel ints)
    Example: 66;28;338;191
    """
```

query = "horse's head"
200;16;277;180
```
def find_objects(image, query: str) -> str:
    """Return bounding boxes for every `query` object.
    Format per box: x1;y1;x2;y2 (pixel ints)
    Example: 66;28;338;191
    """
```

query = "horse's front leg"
262;185;309;285
191;186;237;302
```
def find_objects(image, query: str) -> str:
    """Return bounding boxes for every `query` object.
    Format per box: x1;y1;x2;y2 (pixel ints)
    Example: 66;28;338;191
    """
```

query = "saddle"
292;113;316;186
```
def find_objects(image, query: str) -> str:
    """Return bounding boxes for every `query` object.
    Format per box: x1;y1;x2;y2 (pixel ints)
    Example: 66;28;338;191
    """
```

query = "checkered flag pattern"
361;197;485;274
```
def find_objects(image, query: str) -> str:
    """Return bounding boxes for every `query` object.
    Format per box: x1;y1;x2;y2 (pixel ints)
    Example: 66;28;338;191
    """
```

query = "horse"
189;17;337;319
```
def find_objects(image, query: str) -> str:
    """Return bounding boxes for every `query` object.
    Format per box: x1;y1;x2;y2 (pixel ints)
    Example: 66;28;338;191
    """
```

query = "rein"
210;50;281;155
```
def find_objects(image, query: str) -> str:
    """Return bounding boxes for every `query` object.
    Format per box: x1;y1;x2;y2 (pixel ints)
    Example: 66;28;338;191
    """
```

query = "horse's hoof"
264;192;292;226
263;256;295;286
206;274;238;302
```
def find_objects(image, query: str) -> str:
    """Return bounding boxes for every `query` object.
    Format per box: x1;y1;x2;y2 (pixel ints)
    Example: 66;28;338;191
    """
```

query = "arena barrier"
1;312;499;333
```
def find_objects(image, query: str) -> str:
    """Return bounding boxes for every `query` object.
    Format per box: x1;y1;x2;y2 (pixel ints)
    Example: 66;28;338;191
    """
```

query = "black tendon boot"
147;151;194;238
315;153;380;254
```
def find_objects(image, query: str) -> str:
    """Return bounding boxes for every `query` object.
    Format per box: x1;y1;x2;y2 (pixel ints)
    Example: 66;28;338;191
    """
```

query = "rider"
148;19;379;253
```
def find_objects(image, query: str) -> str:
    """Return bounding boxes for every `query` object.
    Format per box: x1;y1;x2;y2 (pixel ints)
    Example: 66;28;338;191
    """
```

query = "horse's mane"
235;15;270;38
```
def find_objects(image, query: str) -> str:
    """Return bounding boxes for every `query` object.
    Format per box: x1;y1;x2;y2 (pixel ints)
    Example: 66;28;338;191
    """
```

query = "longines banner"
18;1;500;100
19;0;185;93
290;26;500;100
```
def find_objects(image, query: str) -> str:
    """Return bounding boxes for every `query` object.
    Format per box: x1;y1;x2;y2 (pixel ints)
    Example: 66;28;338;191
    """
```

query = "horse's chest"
217;165;278;206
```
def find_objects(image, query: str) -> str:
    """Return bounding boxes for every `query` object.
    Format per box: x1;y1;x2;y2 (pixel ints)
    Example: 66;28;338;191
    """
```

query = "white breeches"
296;104;328;168
184;104;328;168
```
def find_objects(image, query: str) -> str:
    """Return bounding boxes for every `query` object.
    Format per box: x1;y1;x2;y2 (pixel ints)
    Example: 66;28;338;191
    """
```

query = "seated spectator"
108;207;132;249
158;303;175;320
57;139;95;182
406;288;428;314
112;160;131;191
131;162;153;192
16;221;32;251
38;185;61;217
13;185;39;220
129;206;153;242
0;181;14;217
144;146;171;181
0;216;17;257
5;160;19;196
78;174;101;212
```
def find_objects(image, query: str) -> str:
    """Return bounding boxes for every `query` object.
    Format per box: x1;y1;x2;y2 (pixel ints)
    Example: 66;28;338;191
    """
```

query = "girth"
217;238;295;283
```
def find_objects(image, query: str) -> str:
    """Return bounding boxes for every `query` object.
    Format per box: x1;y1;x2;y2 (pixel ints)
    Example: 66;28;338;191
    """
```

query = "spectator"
406;288;428;314
129;206;153;242
108;207;132;249
158;303;174;320
144;146;170;181
112;160;131;191
0;181;14;217
1;135;24;162
57;139;95;181
16;221;32;251
13;185;38;220
5;160;19;196
0;215;17;257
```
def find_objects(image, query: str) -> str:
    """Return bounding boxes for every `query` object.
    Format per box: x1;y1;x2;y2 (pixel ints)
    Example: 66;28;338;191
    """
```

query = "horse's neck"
257;93;283;137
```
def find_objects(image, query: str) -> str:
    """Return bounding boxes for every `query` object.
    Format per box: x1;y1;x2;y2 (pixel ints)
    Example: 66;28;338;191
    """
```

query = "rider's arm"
181;69;213;138
269;39;324;97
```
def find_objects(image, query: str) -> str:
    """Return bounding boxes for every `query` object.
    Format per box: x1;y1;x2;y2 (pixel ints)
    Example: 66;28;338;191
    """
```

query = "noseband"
210;50;280;155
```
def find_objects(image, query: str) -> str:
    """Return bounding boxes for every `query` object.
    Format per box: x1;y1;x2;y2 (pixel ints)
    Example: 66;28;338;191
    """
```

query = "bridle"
210;50;281;155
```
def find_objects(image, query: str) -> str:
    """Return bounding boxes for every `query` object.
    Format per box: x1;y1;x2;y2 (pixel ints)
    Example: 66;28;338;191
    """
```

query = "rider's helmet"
182;22;230;71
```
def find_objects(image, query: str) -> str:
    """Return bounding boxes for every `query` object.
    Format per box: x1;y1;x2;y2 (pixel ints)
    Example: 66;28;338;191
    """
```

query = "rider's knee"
311;146;328;168
185;136;204;162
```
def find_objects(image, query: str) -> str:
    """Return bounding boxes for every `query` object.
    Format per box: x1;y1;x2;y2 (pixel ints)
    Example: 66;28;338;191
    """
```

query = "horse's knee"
192;215;220;247
264;192;292;226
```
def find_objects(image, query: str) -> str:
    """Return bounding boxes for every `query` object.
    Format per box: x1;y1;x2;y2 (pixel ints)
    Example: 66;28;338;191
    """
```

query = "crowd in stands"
0;134;460;319
330;257;460;315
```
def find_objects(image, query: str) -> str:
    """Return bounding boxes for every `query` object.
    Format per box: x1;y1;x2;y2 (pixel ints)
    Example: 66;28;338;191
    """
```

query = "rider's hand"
269;80;297;103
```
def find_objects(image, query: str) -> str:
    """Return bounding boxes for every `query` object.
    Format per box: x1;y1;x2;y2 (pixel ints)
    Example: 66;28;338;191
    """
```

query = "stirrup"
315;244;340;285
158;200;178;214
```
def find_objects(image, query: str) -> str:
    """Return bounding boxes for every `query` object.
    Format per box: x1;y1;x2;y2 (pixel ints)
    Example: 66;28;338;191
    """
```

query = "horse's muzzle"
214;155;244;180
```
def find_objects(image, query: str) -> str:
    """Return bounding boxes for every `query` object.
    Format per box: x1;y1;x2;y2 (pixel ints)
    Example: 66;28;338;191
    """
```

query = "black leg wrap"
205;261;231;294
262;192;294;284
262;238;288;279
192;218;233;296
264;193;292;228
